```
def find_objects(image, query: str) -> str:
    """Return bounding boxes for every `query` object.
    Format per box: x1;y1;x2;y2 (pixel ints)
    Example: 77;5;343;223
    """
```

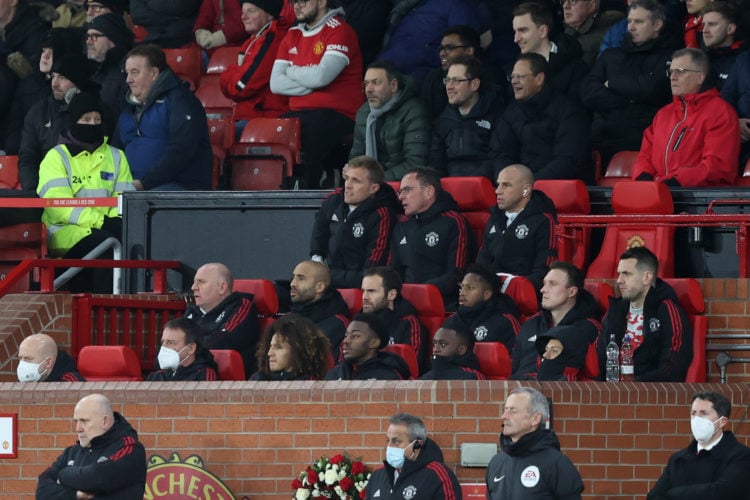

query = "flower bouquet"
292;453;371;500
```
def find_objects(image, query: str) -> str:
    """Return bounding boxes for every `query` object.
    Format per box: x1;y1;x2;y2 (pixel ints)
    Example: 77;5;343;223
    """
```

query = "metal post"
54;238;123;293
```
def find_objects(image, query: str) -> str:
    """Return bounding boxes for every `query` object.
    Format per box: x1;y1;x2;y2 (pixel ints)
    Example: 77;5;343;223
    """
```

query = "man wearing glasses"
632;48;740;187
562;0;623;66
86;12;134;118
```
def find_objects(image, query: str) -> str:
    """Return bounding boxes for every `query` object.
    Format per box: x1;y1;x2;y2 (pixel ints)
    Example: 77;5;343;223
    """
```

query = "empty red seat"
473;342;511;380
382;343;418;379
233;278;279;331
0;155;19;189
587;181;675;278
534;179;591;269
498;274;538;319
163;46;202;90
400;283;445;338
338;288;363;318
206;45;240;74
210;349;246;380
77;345;143;381
664;278;706;382
598;150;639;187
196;75;235;122
577;344;601;381
583;280;614;318
441;177;495;246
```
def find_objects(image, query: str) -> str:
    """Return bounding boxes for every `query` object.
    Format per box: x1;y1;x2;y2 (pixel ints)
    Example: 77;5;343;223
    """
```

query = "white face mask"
157;345;188;371
385;446;406;469
17;359;47;382
691;415;721;443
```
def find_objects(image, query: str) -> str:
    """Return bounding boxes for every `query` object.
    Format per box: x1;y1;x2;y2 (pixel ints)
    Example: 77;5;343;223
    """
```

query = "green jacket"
349;76;430;181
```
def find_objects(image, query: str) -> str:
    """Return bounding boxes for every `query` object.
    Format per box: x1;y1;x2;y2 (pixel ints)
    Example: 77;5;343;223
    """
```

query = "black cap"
239;0;282;18
87;12;134;48
51;53;100;92
67;91;103;123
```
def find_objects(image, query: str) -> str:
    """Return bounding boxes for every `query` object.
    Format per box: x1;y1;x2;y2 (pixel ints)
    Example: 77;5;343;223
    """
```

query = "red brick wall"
0;382;748;499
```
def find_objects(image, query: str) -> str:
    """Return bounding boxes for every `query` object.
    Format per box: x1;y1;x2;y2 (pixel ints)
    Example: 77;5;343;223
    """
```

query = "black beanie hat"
40;28;83;59
51;53;100;92
67;91;103;123
87;12;134;49
239;0;282;18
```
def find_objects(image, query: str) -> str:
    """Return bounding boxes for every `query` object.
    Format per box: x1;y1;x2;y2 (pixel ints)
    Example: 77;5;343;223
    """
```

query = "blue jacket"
116;68;212;190
722;49;750;118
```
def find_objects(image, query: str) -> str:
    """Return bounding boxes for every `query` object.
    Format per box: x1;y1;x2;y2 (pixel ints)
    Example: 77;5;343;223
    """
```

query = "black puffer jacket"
419;352;485;380
446;294;521;351
324;350;410;380
291;288;350;354
147;347;219;381
374;298;430;374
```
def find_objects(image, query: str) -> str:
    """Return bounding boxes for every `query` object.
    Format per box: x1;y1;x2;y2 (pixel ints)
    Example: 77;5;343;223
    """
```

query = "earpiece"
413;440;423;450
523;189;528;196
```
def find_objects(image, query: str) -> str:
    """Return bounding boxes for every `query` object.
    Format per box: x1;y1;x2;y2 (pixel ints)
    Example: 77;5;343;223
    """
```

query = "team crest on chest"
402;485;417;499
313;41;325;56
648;317;660;332
474;325;488;341
515;224;529;239
425;232;439;247
352;222;364;238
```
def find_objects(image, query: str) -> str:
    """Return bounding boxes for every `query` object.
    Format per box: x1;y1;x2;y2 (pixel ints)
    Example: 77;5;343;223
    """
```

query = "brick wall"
0;382;748;499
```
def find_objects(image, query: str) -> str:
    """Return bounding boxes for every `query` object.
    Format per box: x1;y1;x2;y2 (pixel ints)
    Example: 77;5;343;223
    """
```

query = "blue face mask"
386;446;405;469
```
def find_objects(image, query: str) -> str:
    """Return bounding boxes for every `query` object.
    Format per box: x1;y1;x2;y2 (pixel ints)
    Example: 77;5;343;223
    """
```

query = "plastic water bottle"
605;334;619;382
619;335;634;382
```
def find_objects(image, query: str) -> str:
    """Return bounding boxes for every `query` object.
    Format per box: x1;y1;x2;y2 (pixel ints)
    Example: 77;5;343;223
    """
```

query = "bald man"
184;262;260;377
37;393;146;499
477;164;558;289
17;334;84;382
289;260;351;354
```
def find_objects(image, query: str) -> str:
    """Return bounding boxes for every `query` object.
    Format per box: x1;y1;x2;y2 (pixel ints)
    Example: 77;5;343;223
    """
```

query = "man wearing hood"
512;261;601;380
477;164;558;290
486;387;583;499
325;313;411;380
581;0;680;165
36;394;147;498
270;0;363;188
86;12;134;118
147;318;219;381
349;61;430;181
419;322;485;380
365;413;461;499
309;156;400;288
390;167;475;310
289;260;350;354
17;333;84;382
116;43;213;191
496;53;591;182
429;55;504;180
534;324;592;381
597;246;693;382
632;47;739;187
361;266;429;374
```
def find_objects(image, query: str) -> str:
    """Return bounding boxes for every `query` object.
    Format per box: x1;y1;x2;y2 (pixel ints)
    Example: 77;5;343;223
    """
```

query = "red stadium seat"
338;288;363;318
0;222;47;293
587;181;675;279
599;150;639;187
0;155;19;189
206;45;240;74
583;280;614;318
210;349;246;380
577;344;600;381
196;75;235;122
664;278;706;382
163;46;202;90
400;283;445;338
77;345;143;381
441;176;495;246
207;117;234;151
382;343;418;379
233;278;279;331
387;181;401;193
473;342;511;380
229;118;301;190
534;179;591;269
132;24;148;43
498;274;538;320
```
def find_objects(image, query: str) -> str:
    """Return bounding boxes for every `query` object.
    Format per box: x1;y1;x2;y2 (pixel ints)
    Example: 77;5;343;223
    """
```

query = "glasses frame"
442;77;474;86
666;68;703;78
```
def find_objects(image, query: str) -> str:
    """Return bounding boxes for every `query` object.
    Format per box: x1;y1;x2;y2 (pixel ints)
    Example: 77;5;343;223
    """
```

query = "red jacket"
193;0;247;46
632;88;740;187
219;4;294;121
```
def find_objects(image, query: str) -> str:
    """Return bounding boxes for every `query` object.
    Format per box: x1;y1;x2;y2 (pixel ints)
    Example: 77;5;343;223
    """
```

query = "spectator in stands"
184;262;260;378
117;44;213;191
647;391;750;500
419;322;485;380
193;0;246;56
349;61;430;181
86;12;134;119
683;0;709;48
598;0;636;54
325;313;410;380
53;0;87;29
428;55;504;179
337;0;391;68
512;261;601;380
361;266;430;374
130;0;201;48
511;2;589;101
85;0;127;24
477;164;557;290
270;0;363;189
597;246;693;382
632;48;740;187
310;157;400;288
701;2;743;90
366;413;462;500
147;317;219;381
495;53;591;182
250;314;332;380
288;260;350;354
581;0;678;165
420;25;483;119
722;47;750;165
37;91;133;293
447;264;521;352
390;167;475;310
534;324;593;380
220;0;292;140
563;0;624;66
36;394;146;499
377;0;480;84
486;387;584;498
17;333;84;382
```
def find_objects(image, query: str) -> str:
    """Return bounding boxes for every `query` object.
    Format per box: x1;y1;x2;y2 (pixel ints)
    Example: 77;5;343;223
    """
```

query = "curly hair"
254;314;332;379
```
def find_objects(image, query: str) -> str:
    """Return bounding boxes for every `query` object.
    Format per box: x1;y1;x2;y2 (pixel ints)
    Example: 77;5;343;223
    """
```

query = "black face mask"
70;123;104;145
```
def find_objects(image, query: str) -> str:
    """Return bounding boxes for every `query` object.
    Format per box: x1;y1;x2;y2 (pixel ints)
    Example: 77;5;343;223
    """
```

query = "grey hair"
389;413;428;441
509;387;550;424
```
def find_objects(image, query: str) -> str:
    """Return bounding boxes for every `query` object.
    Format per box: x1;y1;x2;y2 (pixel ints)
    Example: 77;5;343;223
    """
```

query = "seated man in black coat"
419;322;485;380
17;333;84;382
147;318;219;381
